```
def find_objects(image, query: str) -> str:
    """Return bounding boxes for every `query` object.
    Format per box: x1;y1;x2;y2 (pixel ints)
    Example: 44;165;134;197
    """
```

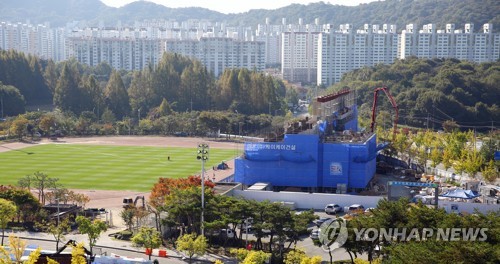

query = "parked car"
346;204;365;215
313;217;332;227
365;207;376;214
324;204;343;214
310;229;320;240
209;228;235;238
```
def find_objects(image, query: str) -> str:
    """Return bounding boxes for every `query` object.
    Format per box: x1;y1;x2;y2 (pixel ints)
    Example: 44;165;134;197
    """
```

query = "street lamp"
55;194;68;226
196;143;209;236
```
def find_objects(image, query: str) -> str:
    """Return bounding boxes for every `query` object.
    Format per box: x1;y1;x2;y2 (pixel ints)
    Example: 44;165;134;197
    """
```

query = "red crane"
370;87;398;139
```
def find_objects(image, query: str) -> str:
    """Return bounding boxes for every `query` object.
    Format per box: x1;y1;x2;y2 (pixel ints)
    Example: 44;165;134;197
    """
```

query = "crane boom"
370;87;398;139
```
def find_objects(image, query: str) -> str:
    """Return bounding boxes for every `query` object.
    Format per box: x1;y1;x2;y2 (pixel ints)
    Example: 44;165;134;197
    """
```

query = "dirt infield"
1;136;242;210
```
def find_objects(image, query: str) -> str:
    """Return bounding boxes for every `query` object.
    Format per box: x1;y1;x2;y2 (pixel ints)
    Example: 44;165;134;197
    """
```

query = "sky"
100;0;377;14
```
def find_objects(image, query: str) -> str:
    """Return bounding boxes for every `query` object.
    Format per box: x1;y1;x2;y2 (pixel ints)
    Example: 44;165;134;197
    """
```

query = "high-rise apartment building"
1;19;499;83
165;37;265;77
0;22;66;61
399;23;500;63
317;24;398;86
66;28;163;70
255;18;287;67
281;19;323;84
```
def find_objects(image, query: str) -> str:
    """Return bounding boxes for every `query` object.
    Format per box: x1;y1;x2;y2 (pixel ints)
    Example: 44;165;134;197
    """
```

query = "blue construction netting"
234;134;377;189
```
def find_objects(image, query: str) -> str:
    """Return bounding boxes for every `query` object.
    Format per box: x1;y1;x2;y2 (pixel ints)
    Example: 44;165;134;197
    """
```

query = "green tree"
30;171;58;205
120;208;135;231
104;71;131;119
53;63;81;114
0;82;25;117
158;98;173;116
83;75;104;121
46;219;71;251
481;160;499;183
101;108;116;124
9;115;28;139
176;233;207;263
131;227;163;260
0;198;17;245
75;216;107;255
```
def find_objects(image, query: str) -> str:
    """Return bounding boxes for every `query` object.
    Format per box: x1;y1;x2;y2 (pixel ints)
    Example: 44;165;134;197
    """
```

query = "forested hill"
328;58;500;130
0;0;498;31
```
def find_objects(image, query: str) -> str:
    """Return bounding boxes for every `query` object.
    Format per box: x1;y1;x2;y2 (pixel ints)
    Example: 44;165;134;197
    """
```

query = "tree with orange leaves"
149;175;215;208
148;175;215;234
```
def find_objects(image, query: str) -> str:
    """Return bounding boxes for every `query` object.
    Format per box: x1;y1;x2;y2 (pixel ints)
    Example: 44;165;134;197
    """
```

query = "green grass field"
0;144;239;192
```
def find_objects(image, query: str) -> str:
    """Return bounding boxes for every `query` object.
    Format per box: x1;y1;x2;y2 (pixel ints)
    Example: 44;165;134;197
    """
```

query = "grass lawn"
0;144;239;192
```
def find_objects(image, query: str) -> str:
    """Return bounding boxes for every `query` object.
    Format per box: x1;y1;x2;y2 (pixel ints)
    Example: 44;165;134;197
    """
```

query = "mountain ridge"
0;0;498;31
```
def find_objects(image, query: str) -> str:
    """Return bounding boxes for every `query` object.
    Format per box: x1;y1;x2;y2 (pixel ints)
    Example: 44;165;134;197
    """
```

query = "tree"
176;233;207;263
30;171;59;205
75;216;107;255
131;227;163;260
120;208;135;231
71;242;88;264
10;115;28;139
39;114;57;135
481;160;499;183
0;199;17;245
285;248;321;264
0;186;41;223
242;250;272;264
0;82;25;117
46;219;71;251
104;71;131;119
53;63;81;114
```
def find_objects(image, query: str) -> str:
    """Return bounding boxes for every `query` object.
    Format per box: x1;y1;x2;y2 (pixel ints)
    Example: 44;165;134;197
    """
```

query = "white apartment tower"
281;19;322;84
165;37;265;77
255;18;286;67
317;24;398;86
399;23;500;63
66;28;163;70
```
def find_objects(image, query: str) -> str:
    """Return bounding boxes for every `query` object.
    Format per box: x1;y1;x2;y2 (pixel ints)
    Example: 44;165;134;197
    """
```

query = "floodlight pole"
197;143;209;236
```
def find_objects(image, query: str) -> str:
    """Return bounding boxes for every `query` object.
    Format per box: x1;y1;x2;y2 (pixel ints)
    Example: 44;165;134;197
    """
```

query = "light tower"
196;143;209;236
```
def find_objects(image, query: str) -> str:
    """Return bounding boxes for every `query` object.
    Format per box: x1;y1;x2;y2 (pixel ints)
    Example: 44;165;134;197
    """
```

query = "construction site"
234;87;400;193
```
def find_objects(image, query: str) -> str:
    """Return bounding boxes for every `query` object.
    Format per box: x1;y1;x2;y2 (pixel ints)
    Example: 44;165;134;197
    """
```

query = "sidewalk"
4;226;229;264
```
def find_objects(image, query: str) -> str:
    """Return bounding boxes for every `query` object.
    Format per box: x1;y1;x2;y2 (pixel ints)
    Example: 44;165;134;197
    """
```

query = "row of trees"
1;108;291;140
338;198;500;263
0;50;292;119
144;176;318;262
380;127;499;182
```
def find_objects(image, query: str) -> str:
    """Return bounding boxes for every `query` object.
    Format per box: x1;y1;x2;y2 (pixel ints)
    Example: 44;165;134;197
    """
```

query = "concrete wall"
230;189;500;214
439;200;500;214
230;190;384;210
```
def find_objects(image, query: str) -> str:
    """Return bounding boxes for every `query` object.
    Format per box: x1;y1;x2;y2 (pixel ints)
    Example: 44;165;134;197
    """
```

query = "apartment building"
66;28;163;70
317;24;398;86
281;19;323;84
399;23;500;63
255;18;287;67
0;22;66;61
165;37;265;77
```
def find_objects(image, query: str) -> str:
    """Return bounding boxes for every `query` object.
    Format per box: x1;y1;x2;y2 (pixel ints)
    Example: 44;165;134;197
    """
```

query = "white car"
324;204;343;214
346;204;365;215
